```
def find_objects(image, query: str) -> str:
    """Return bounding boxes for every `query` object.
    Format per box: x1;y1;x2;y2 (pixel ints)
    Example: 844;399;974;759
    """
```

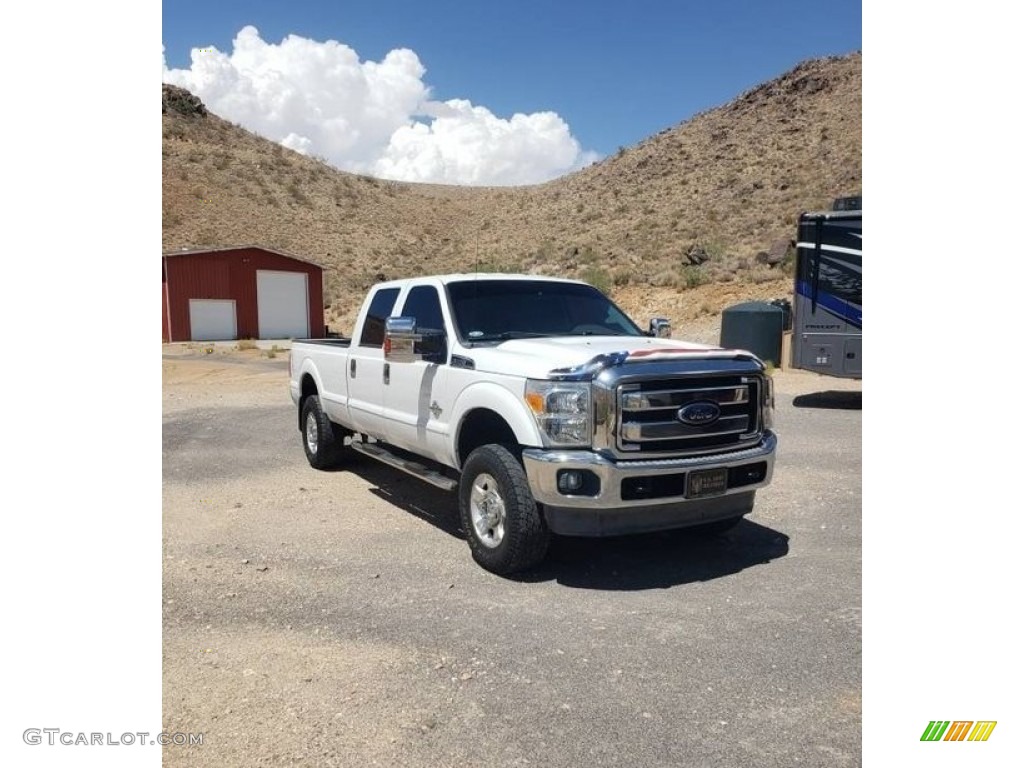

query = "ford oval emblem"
678;401;721;426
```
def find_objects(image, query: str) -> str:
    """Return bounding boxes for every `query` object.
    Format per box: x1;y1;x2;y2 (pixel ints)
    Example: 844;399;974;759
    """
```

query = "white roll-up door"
189;299;237;341
257;270;309;339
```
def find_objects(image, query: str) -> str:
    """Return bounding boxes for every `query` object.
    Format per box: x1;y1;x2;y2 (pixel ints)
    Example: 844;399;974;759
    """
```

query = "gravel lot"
163;347;862;767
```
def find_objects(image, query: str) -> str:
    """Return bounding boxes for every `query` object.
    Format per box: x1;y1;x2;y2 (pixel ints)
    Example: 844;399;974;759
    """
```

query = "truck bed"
293;338;352;348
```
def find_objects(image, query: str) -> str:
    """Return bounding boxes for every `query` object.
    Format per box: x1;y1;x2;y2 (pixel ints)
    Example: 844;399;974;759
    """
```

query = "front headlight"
524;379;592;447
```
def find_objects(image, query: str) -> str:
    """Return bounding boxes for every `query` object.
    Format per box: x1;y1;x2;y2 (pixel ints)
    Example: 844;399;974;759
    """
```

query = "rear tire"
301;395;348;470
459;445;549;575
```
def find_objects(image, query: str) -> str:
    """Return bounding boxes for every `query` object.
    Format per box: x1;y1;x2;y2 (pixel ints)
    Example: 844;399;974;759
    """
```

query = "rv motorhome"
790;197;862;379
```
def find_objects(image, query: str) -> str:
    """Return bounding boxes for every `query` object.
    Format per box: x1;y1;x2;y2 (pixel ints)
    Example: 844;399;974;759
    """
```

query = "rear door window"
359;287;400;347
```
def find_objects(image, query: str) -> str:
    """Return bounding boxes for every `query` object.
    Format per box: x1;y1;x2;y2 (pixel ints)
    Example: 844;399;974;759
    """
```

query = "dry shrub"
680;266;709;289
750;269;778;284
612;267;632;286
652;269;679;287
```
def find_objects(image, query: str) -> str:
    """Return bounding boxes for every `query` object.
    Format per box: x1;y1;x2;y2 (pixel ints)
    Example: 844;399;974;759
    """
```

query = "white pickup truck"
290;274;776;574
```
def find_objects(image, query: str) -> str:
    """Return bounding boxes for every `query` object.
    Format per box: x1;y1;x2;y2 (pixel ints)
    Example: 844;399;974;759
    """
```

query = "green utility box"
720;301;784;366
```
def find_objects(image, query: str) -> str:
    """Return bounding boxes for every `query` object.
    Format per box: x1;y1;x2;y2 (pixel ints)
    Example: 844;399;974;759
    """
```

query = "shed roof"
162;245;329;270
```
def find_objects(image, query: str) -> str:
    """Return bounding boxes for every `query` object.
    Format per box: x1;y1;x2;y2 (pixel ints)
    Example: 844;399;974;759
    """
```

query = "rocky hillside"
162;52;860;335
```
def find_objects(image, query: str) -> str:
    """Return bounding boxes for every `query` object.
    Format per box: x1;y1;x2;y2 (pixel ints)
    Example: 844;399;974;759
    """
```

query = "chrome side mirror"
385;317;447;363
649;317;672;338
384;316;422;363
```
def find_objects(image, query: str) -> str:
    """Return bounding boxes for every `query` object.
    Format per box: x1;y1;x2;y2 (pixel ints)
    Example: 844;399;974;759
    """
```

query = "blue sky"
162;0;861;185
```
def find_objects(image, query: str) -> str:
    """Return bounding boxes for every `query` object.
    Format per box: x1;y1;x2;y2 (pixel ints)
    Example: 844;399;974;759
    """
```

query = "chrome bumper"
521;432;776;536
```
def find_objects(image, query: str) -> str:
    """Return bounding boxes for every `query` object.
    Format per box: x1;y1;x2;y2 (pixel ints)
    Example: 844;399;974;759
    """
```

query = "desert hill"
162;52;860;337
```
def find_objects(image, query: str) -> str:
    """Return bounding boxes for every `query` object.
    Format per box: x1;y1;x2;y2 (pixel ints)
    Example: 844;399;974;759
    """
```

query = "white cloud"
162;26;597;186
373;99;598;186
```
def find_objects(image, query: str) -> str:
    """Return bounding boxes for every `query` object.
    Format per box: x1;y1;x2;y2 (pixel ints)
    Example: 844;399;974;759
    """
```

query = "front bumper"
521;431;776;536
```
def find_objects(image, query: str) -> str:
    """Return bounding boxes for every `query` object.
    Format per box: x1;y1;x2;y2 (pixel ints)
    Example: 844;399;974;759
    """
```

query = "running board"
350;441;458;492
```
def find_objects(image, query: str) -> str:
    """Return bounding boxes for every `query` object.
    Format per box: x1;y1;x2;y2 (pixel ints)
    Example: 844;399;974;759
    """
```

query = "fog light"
556;469;600;496
558;470;584;492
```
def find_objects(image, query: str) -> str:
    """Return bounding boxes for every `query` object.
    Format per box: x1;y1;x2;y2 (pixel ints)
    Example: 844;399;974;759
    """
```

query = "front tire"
459;445;549;575
300;395;348;470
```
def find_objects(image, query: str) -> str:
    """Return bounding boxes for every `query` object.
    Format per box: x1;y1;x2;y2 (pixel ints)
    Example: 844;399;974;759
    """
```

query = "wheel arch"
297;370;321;431
451;382;542;469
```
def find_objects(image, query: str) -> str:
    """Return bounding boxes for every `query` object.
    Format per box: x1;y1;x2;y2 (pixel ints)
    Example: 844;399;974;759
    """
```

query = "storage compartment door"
189;299;237;341
257;270;309;339
843;338;862;377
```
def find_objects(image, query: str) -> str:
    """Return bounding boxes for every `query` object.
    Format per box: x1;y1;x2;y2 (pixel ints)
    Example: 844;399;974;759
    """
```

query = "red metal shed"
162;246;326;342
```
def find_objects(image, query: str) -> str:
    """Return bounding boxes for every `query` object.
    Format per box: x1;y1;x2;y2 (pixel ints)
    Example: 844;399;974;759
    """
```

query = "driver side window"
399;285;448;361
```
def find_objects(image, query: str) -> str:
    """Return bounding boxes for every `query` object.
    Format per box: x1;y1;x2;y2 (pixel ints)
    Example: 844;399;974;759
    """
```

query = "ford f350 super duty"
290;274;776;575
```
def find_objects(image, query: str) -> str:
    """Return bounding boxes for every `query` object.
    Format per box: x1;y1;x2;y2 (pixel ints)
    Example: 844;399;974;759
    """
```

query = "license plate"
686;468;728;498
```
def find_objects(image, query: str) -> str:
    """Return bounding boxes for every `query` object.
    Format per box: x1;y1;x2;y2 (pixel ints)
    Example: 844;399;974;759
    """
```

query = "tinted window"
401;285;448;361
797;218;820;285
797;246;814;285
799;216;862;306
400;286;446;332
818;257;862;307
447;280;642;341
359;287;400;347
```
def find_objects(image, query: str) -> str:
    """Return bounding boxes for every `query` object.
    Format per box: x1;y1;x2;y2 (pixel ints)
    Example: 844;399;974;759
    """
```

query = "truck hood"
463;336;747;379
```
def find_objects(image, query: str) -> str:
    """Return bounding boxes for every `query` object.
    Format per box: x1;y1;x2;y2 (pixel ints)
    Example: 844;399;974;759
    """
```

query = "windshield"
446;279;644;343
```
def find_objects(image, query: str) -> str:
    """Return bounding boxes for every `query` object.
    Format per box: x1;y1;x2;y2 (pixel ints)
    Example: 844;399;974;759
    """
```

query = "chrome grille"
617;375;762;455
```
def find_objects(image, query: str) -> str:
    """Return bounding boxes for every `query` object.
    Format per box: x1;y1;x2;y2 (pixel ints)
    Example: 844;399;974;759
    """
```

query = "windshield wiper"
562;329;631;336
497;331;553;340
469;331;553;342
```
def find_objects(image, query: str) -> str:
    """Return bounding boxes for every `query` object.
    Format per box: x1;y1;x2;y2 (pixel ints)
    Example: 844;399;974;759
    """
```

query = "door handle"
350;359;357;378
383;362;390;385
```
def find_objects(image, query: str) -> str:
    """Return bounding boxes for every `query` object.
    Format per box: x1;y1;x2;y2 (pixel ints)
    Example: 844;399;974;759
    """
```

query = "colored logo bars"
920;721;997;742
